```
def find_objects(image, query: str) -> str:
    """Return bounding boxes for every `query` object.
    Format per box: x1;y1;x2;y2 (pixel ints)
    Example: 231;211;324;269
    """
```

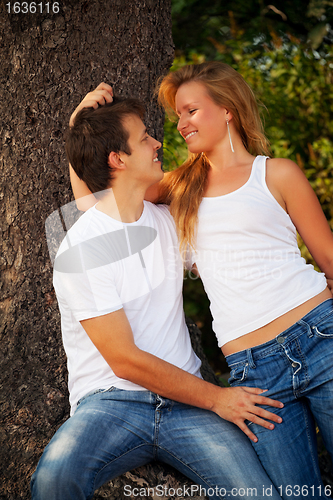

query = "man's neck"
95;184;146;223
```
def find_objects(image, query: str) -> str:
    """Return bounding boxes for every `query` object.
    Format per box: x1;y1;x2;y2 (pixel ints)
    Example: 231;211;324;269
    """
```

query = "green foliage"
162;118;188;172
172;0;333;57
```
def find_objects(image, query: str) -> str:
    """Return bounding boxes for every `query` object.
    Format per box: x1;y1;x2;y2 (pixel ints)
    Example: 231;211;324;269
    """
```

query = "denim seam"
153;402;162;459
91;443;152;497
294;338;310;397
76;386;116;407
313;304;333;323
228;345;284;367
155;446;225;499
299;304;333;327
302;400;326;486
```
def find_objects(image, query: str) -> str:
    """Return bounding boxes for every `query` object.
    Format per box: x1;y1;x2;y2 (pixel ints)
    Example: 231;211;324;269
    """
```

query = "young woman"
156;62;333;499
69;64;333;499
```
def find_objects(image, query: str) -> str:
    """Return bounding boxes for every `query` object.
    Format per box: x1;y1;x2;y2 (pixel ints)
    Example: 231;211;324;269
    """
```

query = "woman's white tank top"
194;155;327;347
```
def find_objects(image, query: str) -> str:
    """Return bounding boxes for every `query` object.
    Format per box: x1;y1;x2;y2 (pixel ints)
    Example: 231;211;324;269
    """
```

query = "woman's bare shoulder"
266;157;302;170
266;157;305;183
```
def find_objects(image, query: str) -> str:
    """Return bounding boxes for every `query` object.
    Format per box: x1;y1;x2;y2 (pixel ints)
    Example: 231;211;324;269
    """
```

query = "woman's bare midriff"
222;288;332;356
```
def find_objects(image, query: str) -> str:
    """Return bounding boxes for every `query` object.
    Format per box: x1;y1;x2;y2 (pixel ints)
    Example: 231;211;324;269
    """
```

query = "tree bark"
0;1;194;497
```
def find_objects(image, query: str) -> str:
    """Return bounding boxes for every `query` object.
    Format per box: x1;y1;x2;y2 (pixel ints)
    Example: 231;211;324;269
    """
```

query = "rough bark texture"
0;1;214;498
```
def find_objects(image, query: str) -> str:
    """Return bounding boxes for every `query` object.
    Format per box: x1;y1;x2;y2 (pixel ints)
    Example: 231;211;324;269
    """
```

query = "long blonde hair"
157;61;270;252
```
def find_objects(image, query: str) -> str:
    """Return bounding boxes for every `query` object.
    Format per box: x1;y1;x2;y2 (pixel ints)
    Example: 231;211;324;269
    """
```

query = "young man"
31;95;283;500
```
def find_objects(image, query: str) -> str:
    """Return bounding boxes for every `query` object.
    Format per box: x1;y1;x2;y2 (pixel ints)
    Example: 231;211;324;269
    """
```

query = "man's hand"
69;82;113;127
81;310;284;444
213;386;283;443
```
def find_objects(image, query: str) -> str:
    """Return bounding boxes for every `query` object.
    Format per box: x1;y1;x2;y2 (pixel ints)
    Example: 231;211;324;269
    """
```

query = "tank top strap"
250;155;270;189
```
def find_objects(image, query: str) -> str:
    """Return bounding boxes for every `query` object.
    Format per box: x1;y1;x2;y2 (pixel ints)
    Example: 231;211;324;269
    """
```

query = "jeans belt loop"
246;348;256;369
299;318;314;338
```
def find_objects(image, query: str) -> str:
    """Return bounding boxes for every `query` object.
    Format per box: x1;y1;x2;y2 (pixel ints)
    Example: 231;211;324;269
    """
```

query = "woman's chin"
187;145;203;155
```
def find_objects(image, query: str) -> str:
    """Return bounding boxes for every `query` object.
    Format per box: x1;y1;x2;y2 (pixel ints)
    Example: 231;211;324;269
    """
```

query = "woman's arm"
70;164;168;210
144;171;174;203
267;158;333;278
69;82;113;127
69;164;97;211
68;82;172;208
144;180;163;202
69;83;113;210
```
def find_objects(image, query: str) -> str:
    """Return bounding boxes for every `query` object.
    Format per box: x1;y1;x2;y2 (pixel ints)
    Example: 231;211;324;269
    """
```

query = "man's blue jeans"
226;299;333;500
31;388;281;500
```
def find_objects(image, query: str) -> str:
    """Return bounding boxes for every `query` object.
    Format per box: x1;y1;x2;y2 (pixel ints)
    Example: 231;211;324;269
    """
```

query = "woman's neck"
203;143;256;198
201;122;248;168
205;141;254;172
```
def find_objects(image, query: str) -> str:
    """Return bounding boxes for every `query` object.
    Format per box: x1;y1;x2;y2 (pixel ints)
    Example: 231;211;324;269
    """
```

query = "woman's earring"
226;118;235;153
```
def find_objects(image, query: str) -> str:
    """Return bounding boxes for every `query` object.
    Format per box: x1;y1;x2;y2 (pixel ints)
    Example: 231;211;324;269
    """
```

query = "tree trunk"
0;1;199;497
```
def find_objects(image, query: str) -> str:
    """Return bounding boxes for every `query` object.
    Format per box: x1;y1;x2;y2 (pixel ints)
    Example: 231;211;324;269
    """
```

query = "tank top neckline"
202;155;263;201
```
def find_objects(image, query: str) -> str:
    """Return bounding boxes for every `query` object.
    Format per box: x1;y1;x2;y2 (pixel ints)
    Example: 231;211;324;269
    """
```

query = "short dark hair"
65;97;145;196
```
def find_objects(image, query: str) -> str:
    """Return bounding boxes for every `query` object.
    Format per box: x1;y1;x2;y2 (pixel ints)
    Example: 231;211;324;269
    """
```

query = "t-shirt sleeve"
53;263;123;322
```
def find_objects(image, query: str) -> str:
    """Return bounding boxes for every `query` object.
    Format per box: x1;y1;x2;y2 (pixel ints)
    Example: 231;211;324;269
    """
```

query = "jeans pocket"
228;362;249;386
313;309;333;338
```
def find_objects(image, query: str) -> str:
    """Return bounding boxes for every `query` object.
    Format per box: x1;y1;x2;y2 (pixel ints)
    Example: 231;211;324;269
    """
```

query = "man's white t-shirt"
53;201;202;415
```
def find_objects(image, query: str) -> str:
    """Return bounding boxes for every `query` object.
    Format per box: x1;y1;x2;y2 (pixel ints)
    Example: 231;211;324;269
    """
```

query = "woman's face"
175;81;228;155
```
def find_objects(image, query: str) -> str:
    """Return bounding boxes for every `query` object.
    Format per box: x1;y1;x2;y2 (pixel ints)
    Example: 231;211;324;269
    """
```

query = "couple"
31;62;333;500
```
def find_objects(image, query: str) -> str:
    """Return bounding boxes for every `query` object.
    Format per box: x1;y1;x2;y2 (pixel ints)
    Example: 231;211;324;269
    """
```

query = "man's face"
120;114;163;187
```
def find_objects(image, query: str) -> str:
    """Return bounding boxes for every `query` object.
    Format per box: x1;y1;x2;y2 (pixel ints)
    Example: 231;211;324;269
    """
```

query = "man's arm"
81;309;283;443
69;164;97;211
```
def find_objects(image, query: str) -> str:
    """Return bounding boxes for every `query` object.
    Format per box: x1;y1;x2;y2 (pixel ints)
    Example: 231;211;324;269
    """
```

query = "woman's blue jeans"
31;388;281;500
226;299;333;500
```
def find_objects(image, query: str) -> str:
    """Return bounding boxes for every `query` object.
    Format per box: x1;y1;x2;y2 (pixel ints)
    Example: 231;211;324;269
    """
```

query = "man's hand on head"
69;82;113;127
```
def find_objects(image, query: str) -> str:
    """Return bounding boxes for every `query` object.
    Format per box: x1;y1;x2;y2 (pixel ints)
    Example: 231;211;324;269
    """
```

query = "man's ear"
108;151;126;171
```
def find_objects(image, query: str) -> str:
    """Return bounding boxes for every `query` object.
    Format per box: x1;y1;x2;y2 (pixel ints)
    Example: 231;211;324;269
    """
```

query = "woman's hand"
69;82;113;127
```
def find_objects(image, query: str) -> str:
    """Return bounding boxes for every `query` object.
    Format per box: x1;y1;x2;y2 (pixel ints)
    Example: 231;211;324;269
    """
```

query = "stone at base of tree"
93;318;217;499
94;462;207;500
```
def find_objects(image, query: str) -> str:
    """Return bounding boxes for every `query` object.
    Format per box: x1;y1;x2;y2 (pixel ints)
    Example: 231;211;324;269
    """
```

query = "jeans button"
277;336;285;344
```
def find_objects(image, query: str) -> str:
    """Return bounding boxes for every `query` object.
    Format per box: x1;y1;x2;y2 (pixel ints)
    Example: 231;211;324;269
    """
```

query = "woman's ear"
108;151;126;171
225;109;233;121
